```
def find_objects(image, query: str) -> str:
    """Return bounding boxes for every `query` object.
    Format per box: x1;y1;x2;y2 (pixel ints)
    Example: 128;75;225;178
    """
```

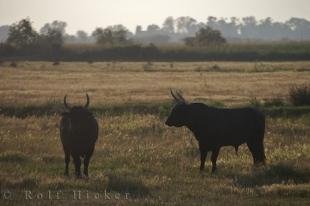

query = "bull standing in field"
60;94;98;178
165;90;266;173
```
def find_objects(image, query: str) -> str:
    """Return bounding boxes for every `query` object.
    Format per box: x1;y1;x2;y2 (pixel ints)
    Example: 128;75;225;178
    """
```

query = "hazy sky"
0;0;309;34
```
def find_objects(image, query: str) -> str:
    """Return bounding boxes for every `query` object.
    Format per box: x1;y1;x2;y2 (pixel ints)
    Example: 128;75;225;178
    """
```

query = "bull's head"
60;93;94;139
165;89;189;127
62;94;92;121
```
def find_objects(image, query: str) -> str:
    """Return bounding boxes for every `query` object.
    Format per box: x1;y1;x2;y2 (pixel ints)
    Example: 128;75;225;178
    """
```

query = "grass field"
0;61;309;205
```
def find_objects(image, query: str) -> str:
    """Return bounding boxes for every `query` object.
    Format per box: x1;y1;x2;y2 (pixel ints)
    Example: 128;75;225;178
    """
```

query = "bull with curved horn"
165;89;266;173
64;93;90;109
60;93;98;178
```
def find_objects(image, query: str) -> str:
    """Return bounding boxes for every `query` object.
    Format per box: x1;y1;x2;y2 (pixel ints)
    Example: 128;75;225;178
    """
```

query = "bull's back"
189;104;264;145
209;107;265;144
60;116;98;149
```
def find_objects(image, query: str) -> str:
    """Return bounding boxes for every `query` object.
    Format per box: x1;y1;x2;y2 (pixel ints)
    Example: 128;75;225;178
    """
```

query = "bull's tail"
258;112;266;164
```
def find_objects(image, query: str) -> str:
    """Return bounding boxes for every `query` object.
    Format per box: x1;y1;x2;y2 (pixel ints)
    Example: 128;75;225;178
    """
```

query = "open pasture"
0;61;309;205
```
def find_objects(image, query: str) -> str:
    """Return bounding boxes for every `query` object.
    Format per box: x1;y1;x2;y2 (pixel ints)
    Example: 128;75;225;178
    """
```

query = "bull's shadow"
232;162;310;188
182;147;309;186
106;174;150;197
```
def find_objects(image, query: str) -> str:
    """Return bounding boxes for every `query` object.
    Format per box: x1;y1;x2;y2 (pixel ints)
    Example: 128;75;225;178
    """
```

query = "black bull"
165;91;266;173
60;94;98;177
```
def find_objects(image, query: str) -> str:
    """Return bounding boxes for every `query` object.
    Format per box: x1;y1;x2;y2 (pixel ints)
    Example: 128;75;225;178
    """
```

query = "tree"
207;16;218;29
176;16;197;34
240;16;258;39
212;17;240;39
147;24;160;33
7;18;38;48
0;25;10;42
40;21;67;35
92;28;110;45
184;26;226;47
286;18;310;40
92;25;131;46
76;30;88;42
39;20;66;50
162;16;175;34
135;25;142;35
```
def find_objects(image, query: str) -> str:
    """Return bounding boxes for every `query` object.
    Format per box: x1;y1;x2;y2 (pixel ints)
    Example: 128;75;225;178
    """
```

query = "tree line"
1;18;226;50
1;16;310;45
1;17;310;61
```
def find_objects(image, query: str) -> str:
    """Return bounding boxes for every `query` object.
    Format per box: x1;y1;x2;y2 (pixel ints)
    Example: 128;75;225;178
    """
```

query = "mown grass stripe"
0;102;309;118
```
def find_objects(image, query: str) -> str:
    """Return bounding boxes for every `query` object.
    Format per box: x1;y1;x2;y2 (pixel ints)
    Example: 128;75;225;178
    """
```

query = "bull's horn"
170;89;186;104
170;89;179;102
84;93;90;108
64;95;70;109
175;90;186;103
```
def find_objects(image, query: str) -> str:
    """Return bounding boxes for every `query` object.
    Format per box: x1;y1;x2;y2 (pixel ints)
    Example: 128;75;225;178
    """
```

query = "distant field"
0;61;309;106
0;61;309;205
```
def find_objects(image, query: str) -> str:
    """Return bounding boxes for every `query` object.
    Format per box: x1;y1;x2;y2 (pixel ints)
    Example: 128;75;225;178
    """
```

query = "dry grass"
0;114;309;205
0;61;309;106
0;61;309;205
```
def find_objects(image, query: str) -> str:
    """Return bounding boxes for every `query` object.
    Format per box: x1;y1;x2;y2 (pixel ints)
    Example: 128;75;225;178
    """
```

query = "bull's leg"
64;150;70;176
72;154;82;178
246;142;258;164
83;146;94;177
199;150;208;171
62;145;71;176
199;142;208;171
255;140;266;165
211;148;220;173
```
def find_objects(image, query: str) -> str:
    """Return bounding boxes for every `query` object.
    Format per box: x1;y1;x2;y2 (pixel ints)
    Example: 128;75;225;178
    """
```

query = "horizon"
0;0;310;35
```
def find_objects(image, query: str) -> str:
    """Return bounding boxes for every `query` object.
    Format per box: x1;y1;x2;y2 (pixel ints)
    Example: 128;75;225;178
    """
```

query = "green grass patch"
1;101;310;118
0;151;29;163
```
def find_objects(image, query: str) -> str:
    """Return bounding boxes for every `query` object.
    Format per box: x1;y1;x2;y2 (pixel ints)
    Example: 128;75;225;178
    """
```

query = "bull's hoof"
254;161;266;167
211;168;217;174
81;173;89;179
75;174;83;179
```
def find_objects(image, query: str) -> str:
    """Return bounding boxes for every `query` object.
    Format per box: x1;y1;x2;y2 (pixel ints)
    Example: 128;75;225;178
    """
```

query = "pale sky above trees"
0;0;309;34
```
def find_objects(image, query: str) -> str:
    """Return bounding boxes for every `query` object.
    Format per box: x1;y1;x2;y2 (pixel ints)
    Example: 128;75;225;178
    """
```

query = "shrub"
263;97;285;107
52;61;60;66
249;97;262;108
289;85;310;106
143;61;153;71
10;61;17;67
184;26;226;47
